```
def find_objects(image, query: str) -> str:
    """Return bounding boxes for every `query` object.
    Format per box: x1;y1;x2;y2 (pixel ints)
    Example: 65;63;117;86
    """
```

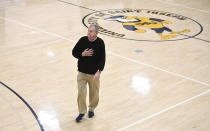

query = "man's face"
88;26;97;41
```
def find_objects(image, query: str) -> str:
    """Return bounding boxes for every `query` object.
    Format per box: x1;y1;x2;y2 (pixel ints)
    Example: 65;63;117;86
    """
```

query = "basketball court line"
0;17;75;43
0;16;209;88
156;0;210;14
107;51;210;87
0;81;44;131
57;0;210;43
56;0;97;12
180;33;210;43
0;91;27;131
117;89;210;131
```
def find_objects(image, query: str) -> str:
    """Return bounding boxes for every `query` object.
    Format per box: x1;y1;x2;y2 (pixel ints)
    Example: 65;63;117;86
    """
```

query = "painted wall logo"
82;9;202;42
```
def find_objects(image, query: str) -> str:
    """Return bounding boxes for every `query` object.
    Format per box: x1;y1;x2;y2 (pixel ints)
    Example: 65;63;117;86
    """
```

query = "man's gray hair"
89;24;99;33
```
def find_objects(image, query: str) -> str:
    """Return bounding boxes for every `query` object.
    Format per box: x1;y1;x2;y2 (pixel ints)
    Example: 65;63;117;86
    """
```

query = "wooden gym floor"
0;0;209;131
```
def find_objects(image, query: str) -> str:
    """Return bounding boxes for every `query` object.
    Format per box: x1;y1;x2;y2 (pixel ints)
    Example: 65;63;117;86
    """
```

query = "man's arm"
98;40;106;72
72;38;83;59
94;40;106;80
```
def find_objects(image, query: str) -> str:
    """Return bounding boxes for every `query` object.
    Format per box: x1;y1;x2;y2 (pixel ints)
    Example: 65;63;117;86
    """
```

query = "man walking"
72;25;106;122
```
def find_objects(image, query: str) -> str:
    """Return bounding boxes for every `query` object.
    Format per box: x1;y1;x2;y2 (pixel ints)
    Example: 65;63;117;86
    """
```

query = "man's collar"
88;37;97;42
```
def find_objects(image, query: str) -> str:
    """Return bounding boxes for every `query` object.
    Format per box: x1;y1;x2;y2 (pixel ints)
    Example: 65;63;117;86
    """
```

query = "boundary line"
117;89;210;131
0;81;44;131
156;0;210;14
0;92;27;131
0;17;75;43
107;51;210;87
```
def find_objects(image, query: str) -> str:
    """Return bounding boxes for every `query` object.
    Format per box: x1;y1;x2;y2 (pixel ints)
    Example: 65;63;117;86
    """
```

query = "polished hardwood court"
0;0;209;131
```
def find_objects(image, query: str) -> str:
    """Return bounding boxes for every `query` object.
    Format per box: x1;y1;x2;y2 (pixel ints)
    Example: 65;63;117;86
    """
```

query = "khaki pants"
77;72;100;114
